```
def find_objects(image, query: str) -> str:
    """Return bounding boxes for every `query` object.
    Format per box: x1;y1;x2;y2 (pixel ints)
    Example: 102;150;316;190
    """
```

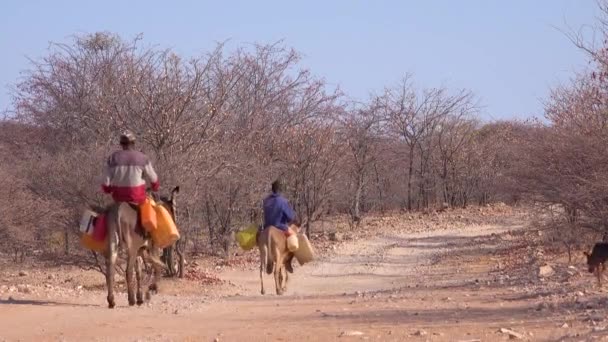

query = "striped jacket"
101;149;160;204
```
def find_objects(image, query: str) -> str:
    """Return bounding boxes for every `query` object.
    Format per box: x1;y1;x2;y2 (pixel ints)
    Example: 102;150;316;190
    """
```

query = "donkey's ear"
172;186;180;194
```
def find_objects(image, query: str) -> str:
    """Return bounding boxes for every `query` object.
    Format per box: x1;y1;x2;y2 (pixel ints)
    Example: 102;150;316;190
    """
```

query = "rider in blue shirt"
263;184;296;231
262;180;299;272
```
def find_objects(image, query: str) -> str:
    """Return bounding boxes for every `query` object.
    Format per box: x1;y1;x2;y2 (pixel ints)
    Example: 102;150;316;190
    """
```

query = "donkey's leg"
147;247;164;294
138;248;152;296
259;245;267;295
135;252;144;306
126;248;137;306
274;248;284;296
274;265;282;295
282;252;293;292
282;261;289;293
106;241;118;309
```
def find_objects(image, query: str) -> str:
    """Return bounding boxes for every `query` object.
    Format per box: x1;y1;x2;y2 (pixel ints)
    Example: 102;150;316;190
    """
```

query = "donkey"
584;242;608;287
158;187;185;278
104;186;179;308
258;225;298;296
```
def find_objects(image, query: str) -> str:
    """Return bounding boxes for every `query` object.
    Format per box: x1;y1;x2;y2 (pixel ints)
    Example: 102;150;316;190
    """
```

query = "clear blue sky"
0;0;600;121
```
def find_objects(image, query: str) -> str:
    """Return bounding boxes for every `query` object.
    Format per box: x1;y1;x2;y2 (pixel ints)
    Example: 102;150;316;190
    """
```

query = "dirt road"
1;214;607;341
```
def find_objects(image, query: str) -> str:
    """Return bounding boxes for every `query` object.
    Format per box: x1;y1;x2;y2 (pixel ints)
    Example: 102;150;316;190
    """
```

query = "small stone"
587;314;605;322
329;232;343;242
538;265;554;278
576;291;584;297
537;302;550;311
498;328;524;339
17;285;30;294
412;330;427;336
593;326;607;332
339;330;364;337
561;323;569;328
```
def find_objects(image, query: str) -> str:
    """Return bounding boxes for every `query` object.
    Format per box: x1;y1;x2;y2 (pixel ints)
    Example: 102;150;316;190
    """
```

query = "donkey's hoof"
107;295;115;309
261;289;265;295
137;293;144;306
148;283;158;294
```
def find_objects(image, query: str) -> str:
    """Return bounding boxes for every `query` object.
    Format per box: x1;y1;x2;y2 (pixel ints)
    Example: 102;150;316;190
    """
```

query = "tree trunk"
64;227;69;255
373;163;385;211
406;145;414;211
205;200;214;247
305;220;311;239
352;173;364;222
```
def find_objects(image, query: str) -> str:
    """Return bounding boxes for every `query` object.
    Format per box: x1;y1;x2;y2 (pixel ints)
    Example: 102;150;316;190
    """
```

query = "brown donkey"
103;186;181;308
258;226;297;295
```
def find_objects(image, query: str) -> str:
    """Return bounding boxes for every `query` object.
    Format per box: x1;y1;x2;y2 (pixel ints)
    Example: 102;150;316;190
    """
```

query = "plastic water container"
286;234;299;252
79;210;97;235
92;213;107;242
80;233;106;253
236;224;258;250
140;197;158;232
152;205;180;249
294;234;314;266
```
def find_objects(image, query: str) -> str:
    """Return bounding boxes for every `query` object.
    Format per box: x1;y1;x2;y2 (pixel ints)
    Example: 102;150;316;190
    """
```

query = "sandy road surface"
1;216;606;342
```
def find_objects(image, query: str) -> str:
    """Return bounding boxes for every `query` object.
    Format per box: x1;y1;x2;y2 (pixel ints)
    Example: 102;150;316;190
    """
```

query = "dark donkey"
104;186;179;308
158;187;185;278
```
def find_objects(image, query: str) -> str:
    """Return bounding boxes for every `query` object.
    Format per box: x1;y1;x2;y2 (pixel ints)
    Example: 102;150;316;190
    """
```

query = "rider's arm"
281;198;298;226
142;158;160;192
101;158;113;193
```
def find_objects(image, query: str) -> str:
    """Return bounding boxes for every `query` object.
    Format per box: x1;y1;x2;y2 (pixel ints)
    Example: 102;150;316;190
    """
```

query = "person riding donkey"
261;179;300;273
99;131;166;308
101;131;160;217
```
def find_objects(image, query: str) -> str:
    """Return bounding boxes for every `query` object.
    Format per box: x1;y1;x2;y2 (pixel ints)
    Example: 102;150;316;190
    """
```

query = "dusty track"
1;213;607;341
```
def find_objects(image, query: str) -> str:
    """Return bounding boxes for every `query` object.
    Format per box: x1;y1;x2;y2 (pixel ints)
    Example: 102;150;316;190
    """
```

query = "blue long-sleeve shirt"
263;192;296;231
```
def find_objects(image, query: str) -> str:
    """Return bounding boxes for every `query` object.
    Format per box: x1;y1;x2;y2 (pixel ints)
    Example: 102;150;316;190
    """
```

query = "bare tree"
337;102;384;224
382;76;477;210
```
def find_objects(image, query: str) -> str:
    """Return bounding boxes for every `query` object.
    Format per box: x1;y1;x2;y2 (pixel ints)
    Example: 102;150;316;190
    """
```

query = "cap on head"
119;131;136;145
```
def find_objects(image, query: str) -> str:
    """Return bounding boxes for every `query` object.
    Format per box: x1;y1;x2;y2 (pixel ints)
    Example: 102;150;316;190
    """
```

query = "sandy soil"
1;209;607;342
